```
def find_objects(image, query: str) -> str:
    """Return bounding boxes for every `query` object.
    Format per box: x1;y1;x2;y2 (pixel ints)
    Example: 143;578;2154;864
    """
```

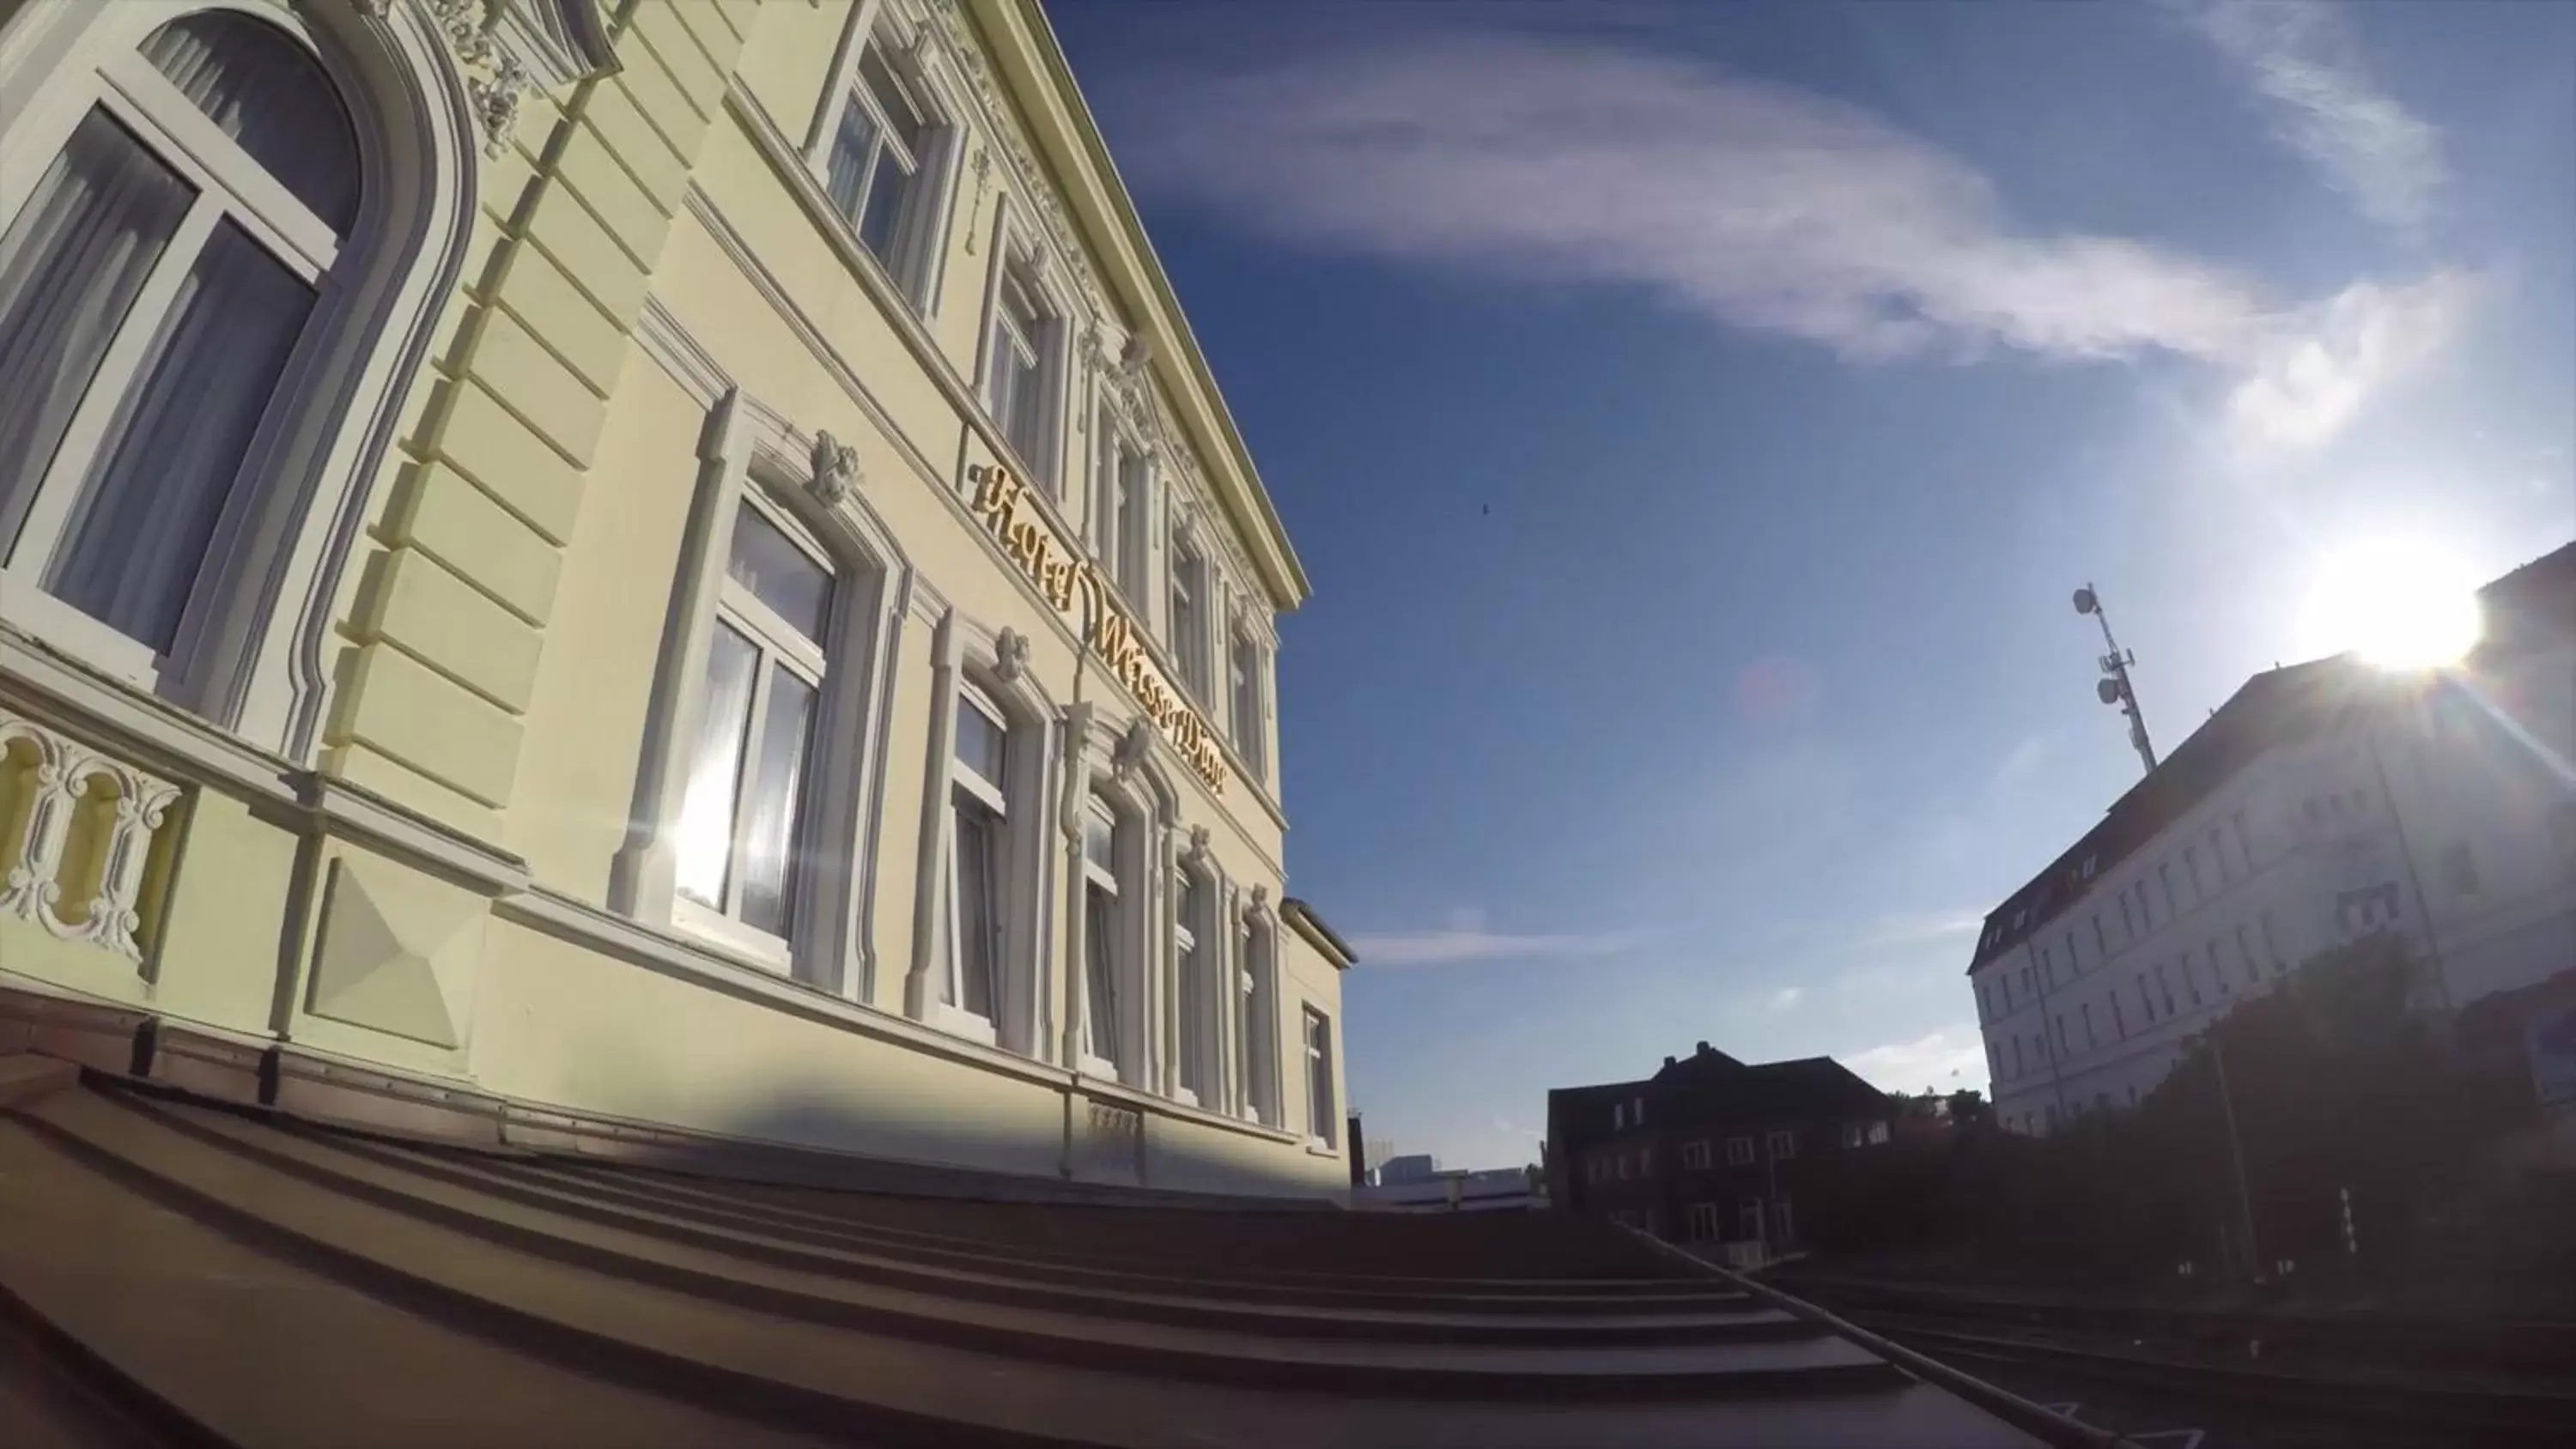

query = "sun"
2300;537;2484;668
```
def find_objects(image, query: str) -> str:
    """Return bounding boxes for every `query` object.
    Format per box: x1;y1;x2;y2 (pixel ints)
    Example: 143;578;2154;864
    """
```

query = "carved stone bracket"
992;627;1030;685
809;430;861;506
1185;824;1211;868
1111;719;1151;783
0;712;183;966
428;0;534;160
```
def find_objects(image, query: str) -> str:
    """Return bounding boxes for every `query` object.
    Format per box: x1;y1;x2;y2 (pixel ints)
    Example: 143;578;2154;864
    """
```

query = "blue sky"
1051;0;2576;1171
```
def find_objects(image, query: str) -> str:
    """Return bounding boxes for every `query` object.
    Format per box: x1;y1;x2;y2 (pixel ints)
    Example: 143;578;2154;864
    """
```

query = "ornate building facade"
0;0;1351;1197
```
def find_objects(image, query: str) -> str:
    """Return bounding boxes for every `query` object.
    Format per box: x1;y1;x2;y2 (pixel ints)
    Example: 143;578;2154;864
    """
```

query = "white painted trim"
676;160;1293;844
610;383;916;999
0;622;532;898
908;608;1058;1060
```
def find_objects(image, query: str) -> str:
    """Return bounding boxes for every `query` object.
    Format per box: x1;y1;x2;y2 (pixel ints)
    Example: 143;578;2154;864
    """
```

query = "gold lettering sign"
968;465;1230;791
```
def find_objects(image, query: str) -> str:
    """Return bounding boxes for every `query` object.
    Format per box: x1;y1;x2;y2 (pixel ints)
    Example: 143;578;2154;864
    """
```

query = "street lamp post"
2210;1034;2263;1283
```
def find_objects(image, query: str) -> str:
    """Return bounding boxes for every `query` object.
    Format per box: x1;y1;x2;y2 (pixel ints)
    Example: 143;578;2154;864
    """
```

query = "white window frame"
1303;1005;1335;1149
1236;900;1281;1125
1686;1201;1722;1242
976;215;1071;496
1726;1135;1754;1167
1092;419;1155;618
1228;618;1270;783
1077;792;1129;1080
1680;1138;1711;1171
666;492;836;971
0;1;498;754
903;614;1056;1055
1172;858;1220;1107
0;2;346;712
610;391;905;994
939;681;1012;1042
1168;524;1211;701
1767;1129;1797;1161
799;0;960;309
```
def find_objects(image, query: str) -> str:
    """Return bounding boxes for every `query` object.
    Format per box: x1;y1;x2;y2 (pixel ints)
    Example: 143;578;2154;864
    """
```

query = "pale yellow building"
0;0;1351;1197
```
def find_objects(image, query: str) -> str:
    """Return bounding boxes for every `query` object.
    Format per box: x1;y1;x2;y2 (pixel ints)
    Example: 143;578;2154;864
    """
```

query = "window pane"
955;695;1006;788
1083;803;1115;872
857;147;911;264
141;13;359;232
734;664;816;937
1084;885;1118;1063
1176;882;1205;1095
951;797;1000;1019
674;623;760;909
0;111;192;553
824;97;878;227
859;47;925;154
727;503;833;644
49;220;314;652
1116;452;1147;596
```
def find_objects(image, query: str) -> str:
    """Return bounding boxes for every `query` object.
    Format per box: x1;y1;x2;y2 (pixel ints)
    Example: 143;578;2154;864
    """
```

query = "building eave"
981;0;1312;612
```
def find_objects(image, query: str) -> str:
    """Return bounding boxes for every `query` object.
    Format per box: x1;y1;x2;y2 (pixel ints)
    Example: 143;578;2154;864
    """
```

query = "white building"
1971;545;2576;1137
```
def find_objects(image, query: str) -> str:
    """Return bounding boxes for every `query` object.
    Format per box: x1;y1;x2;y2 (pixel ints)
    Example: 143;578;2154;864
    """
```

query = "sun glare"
2300;538;2484;669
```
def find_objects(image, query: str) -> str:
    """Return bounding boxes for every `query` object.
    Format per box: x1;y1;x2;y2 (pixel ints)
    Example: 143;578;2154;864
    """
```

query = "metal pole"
2211;1035;2262;1282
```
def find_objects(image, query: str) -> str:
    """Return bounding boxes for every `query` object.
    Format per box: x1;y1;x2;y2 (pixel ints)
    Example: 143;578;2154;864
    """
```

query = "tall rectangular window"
987;264;1055;486
2207;941;2228;994
1081;797;1122;1070
1766;1129;1796;1161
945;687;1010;1022
1303;1007;1336;1147
1170;535;1208;696
2261;908;2285;973
824;42;931;276
1095;437;1147;603
673;502;832;945
1726;1136;1753;1166
1681;1138;1711;1170
2092;914;2106;955
2110;992;2125;1038
1176;873;1209;1100
1230;627;1267;778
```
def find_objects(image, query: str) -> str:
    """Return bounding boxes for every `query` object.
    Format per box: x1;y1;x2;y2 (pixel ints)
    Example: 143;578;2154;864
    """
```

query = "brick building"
1545;1044;1893;1259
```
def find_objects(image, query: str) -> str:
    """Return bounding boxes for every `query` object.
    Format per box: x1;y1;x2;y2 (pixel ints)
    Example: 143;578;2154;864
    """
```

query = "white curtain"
675;624;760;910
0;112;190;555
1085;887;1120;1064
48;221;313;653
142;12;358;230
734;664;814;937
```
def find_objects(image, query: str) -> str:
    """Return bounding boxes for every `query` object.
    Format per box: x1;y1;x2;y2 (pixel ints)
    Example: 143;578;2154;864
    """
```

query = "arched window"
0;8;360;686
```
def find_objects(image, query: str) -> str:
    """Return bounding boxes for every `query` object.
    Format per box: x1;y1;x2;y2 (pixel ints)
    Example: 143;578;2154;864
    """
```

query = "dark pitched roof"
0;1063;2061;1446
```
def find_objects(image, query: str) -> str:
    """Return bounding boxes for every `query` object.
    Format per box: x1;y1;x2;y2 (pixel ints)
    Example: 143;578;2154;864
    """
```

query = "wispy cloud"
1766;986;1806;1012
1844;1028;1990;1093
1347;924;1654;968
2223;269;2477;456
1115;27;2464;456
2169;0;2444;237
1120;32;2268;366
1853;911;1985;951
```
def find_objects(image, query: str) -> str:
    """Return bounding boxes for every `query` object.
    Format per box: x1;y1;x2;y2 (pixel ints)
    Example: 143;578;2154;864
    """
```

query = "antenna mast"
2074;584;2156;775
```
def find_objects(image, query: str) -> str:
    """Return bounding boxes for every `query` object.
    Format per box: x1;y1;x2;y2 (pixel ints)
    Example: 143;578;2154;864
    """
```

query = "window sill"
922;1000;998;1047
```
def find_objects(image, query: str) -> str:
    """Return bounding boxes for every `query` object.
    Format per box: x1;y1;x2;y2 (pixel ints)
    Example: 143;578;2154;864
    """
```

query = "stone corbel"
1111;719;1152;784
809;430;861;506
1185;824;1212;869
993;627;1030;685
427;0;534;160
